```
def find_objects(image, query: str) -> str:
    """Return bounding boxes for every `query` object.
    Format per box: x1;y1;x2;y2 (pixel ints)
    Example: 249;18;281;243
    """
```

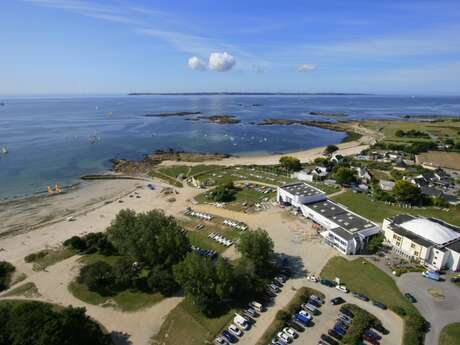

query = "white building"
277;183;380;255
277;183;326;208
379;180;395;191
383;215;460;271
291;170;314;182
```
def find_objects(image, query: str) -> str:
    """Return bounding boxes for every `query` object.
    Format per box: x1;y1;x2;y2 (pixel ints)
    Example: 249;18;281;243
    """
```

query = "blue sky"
1;0;460;95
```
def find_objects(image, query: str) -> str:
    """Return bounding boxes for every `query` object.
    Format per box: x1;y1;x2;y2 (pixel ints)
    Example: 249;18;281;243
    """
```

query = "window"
410;243;416;249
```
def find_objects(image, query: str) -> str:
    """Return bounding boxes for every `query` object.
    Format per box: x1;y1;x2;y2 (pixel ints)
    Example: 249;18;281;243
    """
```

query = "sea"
1;94;460;199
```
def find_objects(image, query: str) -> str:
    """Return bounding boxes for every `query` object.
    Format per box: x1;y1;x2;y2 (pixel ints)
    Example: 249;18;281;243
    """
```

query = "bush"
147;267;180;296
0;261;15;291
0;301;111;345
24;250;49;263
64;233;116;256
210;182;239;202
77;261;114;292
113;257;139;289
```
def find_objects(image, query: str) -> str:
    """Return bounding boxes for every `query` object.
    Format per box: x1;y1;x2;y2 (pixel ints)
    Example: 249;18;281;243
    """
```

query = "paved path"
397;273;460;345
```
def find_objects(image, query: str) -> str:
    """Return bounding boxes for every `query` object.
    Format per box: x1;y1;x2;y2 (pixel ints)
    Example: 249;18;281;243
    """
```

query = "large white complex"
383;215;460;271
277;183;380;255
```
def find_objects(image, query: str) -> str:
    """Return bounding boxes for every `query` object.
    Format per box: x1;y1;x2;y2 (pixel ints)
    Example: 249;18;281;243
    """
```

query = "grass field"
24;247;76;271
152;297;236;345
69;254;164;311
416;151;460;170
439;323;460;345
2;282;40;298
321;257;425;345
362;119;460;144
331;191;460;226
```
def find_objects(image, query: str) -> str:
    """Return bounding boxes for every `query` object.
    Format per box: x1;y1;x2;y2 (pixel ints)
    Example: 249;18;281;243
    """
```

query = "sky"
1;0;460;95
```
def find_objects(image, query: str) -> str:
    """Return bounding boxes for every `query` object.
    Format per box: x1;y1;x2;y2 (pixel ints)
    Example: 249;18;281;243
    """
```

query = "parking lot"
397;273;460;345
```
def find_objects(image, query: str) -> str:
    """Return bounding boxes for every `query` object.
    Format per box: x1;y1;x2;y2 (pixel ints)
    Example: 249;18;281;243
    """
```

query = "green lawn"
24;247;76;271
439;323;460;345
331;191;460;226
152;297;236;345
321;257;426;345
69;254;164;311
158;165;189;179
363;119;460;144
2;282;40;298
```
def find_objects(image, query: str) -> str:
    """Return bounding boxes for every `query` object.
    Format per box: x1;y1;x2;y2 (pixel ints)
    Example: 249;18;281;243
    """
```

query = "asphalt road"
397;273;460;345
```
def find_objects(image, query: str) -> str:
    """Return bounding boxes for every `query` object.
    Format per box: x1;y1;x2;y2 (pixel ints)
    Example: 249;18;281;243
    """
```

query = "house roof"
399;218;460;246
280;183;324;197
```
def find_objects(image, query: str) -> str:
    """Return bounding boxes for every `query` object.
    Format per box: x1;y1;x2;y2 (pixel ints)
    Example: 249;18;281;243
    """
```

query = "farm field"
416;151;460;170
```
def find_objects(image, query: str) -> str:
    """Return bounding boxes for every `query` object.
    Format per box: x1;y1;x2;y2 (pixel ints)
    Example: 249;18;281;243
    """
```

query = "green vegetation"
256;287;325;345
24;247;76;270
279;156;302;172
324;144;339;155
0;261;15;292
68;210;191;310
333;166;356;186
439;323;460;345
393;180;424;205
342;131;363;143
0;300;111;345
237;229;274;275
158;165;189;179
340;304;382;345
321;257;427;345
208;181;239;202
395;129;429;139
3;282;40;298
152;297;237;345
149;170;184;187
331;191;460;226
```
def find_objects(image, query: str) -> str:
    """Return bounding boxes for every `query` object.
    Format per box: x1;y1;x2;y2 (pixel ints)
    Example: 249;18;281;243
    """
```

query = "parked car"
277;331;292;343
310;294;324;304
228;324;242;337
287;321;304;332
331;297;345;305
214;336;229;345
336;285;349;293
269;284;281;293
293;314;309;326
372;324;389;335
340;308;354;318
302;303;320;315
337;315;352;326
372;301;387;310
320;279;335;287
234;314;250;330
352;291;369;301
422;271;441;281
243;307;258;318
364;329;382;341
333;325;346;336
283;327;298;339
222;330;237;343
363;334;380;345
308;298;321;308
250;301;264;312
271;337;285;345
275;276;286;284
307;274;319;282
320;333;339;345
328;329;342;340
405;293;417;303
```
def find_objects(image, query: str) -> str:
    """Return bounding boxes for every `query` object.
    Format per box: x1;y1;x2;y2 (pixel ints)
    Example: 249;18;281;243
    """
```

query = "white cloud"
208;52;236;71
298;64;316;72
188;56;206;70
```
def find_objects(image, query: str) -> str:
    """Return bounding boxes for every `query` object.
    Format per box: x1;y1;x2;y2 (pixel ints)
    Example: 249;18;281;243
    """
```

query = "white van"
302;303;319;315
250;301;264;312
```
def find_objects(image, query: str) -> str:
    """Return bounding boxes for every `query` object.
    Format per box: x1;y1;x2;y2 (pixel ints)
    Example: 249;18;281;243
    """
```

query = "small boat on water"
1;147;8;154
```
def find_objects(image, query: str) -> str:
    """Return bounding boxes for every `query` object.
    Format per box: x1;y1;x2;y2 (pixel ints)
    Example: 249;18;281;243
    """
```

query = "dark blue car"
222;330;237;343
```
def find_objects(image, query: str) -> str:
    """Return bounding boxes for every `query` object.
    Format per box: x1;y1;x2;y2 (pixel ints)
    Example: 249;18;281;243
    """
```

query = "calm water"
1;95;460;199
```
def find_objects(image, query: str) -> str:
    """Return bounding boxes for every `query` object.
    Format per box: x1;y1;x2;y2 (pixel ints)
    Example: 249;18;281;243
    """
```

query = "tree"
107;209;190;269
393;180;423;204
1;301;111;345
366;233;384;254
324;144;339;155
113;256;138;288
78;261;114;291
173;252;220;315
395;130;405;137
237;229;274;275
210;182;238;202
147;266;180;296
279;156;302;172
0;261;15;291
214;257;236;300
333;167;356;186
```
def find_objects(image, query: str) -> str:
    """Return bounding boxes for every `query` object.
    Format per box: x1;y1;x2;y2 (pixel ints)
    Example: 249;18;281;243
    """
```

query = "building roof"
399;218;460;245
280;183;324;197
329;227;355;240
389;224;433;247
420;186;443;198
305;200;376;233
